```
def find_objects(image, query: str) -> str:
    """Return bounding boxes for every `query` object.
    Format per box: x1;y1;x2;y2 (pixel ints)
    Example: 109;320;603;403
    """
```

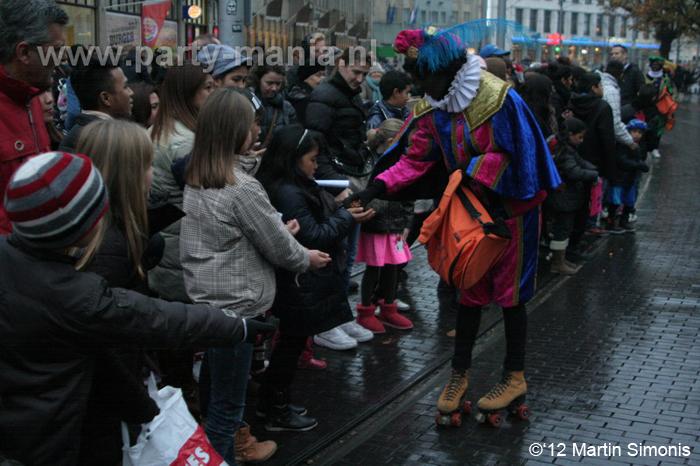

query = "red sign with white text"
142;0;172;48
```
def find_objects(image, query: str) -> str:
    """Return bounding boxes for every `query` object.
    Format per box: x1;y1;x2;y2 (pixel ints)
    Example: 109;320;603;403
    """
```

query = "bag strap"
261;109;280;149
454;184;485;225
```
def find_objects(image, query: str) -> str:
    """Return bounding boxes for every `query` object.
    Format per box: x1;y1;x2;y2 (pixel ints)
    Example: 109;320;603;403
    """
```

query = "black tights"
260;332;307;395
361;265;397;306
452;303;527;372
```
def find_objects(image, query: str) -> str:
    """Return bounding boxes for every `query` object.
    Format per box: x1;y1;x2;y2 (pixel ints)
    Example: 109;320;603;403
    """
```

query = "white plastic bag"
122;375;228;466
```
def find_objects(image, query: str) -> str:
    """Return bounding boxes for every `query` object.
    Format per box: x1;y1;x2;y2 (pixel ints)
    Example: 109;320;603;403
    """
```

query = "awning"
347;20;368;39
333;17;347;35
295;3;313;25
376;46;396;58
318;9;341;29
266;0;283;19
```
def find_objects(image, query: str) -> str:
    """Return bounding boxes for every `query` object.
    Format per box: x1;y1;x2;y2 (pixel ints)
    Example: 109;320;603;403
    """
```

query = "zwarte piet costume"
354;25;561;427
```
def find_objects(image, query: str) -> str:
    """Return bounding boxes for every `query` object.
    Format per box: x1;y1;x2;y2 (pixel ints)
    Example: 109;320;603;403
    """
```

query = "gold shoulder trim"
413;98;435;118
463;71;511;129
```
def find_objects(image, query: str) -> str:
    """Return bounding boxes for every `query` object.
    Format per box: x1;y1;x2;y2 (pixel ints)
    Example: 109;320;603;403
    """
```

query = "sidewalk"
247;105;700;465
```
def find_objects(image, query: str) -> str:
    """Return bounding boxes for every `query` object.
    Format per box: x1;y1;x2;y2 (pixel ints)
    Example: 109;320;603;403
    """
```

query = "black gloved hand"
244;318;279;344
343;179;386;209
637;161;650;173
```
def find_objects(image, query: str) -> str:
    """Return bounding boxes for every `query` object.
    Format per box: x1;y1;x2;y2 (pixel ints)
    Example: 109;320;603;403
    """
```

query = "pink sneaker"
297;336;327;370
297;358;327;370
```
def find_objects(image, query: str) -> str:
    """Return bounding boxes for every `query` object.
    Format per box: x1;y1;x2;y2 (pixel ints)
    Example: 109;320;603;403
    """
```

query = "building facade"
488;0;659;67
56;0;370;53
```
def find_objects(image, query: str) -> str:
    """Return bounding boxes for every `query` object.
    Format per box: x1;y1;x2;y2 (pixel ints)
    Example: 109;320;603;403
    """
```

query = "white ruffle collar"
424;54;482;113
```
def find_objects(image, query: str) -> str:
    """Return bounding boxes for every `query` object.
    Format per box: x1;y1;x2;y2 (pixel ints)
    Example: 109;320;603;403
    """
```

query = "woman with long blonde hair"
76;119;156;290
73;118;160;464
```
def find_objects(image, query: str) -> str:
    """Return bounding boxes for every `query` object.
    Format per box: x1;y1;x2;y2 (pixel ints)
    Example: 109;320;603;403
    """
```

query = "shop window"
585;14;591;36
59;4;95;46
608;15;616;37
530;9;538;32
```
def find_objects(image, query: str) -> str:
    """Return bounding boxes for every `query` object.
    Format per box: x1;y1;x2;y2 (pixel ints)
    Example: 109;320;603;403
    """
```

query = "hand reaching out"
308;249;332;270
347;206;376;223
334;188;353;204
285;219;300;236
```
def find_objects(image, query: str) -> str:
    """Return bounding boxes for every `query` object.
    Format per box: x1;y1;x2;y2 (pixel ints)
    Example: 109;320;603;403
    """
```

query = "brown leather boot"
235;424;277;464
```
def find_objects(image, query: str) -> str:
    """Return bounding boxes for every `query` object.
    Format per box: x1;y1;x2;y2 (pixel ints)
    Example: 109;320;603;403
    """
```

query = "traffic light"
555;46;561;52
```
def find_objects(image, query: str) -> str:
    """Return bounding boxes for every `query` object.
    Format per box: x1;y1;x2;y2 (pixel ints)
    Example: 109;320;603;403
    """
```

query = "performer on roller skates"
345;24;561;427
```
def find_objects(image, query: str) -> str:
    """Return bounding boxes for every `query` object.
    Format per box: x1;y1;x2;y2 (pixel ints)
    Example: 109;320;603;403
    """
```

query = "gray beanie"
197;44;252;77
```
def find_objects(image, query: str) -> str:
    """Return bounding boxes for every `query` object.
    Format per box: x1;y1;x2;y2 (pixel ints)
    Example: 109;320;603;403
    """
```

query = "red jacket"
0;65;50;233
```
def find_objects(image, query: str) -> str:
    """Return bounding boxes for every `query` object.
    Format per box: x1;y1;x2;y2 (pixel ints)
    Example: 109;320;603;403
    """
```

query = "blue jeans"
341;223;361;294
203;343;253;465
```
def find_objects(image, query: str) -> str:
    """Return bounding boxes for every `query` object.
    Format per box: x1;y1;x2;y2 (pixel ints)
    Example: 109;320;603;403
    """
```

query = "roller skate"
469;370;530;427
435;368;469;427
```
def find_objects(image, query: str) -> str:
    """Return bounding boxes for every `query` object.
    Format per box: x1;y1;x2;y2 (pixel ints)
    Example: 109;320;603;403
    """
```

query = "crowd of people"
0;0;676;464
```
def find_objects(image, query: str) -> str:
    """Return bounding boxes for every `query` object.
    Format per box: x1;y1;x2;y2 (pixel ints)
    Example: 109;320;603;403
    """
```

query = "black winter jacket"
361;197;413;234
619;62;646;106
58;113;100;153
608;144;648;189
548;142;599;212
78;221;164;465
568;93;617;179
550;83;571;128
0;236;247;466
305;73;369;180
266;180;354;335
255;90;297;145
284;81;314;123
86;221;164;295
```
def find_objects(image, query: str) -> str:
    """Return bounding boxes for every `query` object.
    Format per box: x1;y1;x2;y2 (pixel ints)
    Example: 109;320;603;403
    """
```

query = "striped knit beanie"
4;152;109;249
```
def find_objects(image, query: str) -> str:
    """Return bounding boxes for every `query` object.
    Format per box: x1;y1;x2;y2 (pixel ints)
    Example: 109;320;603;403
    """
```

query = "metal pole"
219;0;248;47
96;0;108;47
558;0;564;35
498;0;507;48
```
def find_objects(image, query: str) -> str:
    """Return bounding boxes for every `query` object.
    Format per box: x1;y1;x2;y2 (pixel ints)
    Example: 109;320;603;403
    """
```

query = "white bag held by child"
122;375;228;466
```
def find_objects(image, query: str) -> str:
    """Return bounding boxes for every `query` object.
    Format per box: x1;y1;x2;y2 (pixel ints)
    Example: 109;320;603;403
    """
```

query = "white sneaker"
340;321;374;342
314;327;358;350
628;213;637;223
395;299;411;312
652;149;661;158
600;206;608;219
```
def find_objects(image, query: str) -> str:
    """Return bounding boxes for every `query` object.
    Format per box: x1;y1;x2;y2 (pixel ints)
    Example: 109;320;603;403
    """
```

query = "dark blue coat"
549;142;599;212
366;100;410;131
266;180;354;335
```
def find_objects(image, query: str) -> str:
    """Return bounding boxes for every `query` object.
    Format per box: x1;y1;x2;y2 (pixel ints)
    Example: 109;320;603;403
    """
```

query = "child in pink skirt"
355;119;414;333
